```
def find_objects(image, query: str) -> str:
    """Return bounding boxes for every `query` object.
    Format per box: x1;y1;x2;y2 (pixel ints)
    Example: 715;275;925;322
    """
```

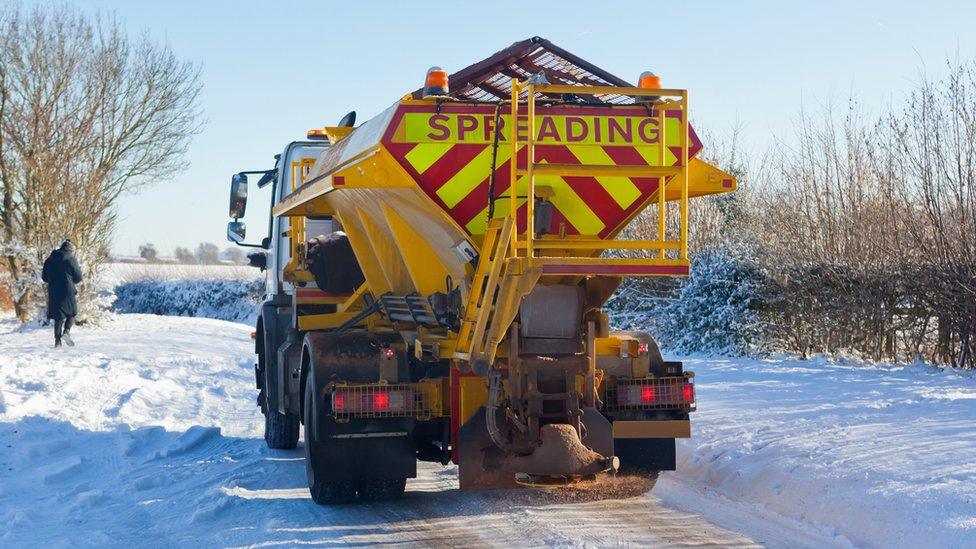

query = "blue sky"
53;1;976;255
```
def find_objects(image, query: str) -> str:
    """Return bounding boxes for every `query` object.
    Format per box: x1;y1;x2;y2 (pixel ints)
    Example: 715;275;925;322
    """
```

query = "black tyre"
264;408;300;450
304;382;358;504
358;478;406;502
260;345;300;450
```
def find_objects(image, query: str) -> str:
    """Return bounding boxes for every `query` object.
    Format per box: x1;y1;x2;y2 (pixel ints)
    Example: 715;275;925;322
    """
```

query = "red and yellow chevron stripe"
381;103;702;239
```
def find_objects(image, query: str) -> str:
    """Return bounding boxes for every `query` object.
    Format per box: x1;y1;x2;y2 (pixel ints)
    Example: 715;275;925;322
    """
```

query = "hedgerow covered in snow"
607;249;767;356
112;278;264;324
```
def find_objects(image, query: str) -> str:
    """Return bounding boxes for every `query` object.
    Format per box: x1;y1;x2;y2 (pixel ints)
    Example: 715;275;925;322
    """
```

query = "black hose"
486;101;506;223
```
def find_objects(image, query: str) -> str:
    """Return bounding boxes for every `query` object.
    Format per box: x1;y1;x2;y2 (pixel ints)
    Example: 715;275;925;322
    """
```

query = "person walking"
42;240;83;348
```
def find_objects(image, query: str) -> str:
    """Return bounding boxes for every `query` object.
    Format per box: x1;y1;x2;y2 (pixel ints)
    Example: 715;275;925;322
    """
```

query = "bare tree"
0;4;202;320
878;59;976;367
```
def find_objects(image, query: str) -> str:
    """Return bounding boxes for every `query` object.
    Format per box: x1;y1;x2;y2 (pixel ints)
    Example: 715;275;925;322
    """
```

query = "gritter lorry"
226;37;735;503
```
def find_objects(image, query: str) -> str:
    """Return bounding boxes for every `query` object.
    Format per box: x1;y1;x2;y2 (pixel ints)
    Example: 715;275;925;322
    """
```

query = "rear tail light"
331;387;414;416
614;378;695;410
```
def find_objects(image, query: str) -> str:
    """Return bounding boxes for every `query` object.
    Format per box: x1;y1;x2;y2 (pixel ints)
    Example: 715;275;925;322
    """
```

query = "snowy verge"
0;314;259;435
666;354;976;548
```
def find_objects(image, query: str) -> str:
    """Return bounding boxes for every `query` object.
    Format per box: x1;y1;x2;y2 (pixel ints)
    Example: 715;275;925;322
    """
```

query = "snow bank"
0;314;259;435
667;354;976;548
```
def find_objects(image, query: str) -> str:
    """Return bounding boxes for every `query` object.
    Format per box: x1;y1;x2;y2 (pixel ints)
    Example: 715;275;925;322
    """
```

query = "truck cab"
227;138;332;446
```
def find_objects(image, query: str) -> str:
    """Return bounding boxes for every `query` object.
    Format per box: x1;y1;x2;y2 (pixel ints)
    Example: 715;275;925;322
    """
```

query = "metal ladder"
454;217;514;362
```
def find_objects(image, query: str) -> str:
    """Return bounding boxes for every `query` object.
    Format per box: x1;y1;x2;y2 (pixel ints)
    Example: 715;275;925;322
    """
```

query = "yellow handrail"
508;78;691;270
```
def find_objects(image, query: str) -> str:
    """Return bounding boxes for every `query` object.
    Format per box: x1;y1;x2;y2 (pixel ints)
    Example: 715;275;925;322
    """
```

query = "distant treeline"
130;243;247;265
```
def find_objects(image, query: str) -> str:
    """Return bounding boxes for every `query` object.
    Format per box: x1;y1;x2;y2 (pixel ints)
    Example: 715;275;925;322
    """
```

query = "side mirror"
247;251;268;271
230;173;248;218
227;220;246;243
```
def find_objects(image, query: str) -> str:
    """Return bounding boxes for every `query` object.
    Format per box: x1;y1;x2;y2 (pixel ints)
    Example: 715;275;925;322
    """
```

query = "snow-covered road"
1;314;973;547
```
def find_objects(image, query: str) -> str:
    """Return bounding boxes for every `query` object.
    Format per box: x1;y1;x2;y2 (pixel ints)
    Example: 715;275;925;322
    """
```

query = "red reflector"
638;342;649;354
250;331;256;340
641;386;656;403
683;383;695;403
373;392;389;411
333;393;345;410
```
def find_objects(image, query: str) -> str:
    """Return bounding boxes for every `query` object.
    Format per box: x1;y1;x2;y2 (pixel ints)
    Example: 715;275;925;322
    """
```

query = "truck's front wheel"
261;348;299;449
265;408;300;449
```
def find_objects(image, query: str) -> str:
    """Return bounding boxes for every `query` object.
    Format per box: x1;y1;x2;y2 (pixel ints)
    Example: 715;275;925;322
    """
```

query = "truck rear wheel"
303;382;358;504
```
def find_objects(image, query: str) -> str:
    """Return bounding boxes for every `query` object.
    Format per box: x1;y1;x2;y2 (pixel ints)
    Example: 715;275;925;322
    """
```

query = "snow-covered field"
1;314;973;548
104;263;259;285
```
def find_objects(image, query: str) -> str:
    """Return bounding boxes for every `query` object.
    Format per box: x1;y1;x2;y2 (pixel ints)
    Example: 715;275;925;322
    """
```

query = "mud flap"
580;406;614;460
457;406;518;490
308;417;417;482
614;438;676;472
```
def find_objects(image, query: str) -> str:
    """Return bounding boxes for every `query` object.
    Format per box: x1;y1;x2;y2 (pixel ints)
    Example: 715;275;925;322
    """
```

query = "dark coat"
42;249;83;320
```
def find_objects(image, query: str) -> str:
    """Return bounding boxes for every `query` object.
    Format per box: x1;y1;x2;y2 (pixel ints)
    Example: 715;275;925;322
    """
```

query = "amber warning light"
638;71;661;90
423;66;449;98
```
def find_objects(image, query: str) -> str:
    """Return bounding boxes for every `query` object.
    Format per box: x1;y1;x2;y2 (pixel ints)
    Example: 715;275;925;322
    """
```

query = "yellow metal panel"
355;206;413;295
297;311;365;331
339;208;394;295
459;376;488;426
415;379;446;418
381;203;452;296
672;158;736;199
613;420;691;439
